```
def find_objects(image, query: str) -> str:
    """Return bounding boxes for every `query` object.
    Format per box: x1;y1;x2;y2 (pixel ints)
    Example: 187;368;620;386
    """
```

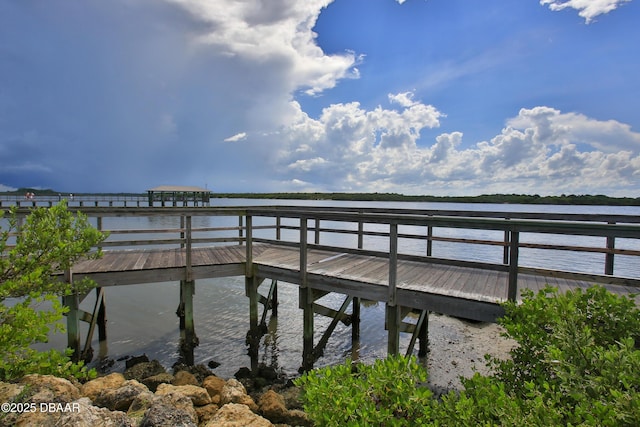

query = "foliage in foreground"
295;355;432;426
296;286;640;426
0;202;106;381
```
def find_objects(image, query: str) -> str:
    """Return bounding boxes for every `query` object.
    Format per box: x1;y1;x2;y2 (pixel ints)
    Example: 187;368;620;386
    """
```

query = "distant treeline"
3;189;640;206
213;192;640;206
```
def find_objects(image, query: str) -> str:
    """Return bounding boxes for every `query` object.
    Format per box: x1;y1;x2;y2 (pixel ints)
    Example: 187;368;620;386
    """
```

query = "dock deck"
70;243;638;323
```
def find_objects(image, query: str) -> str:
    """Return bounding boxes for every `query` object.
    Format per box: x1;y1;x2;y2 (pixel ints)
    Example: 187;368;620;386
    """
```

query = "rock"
12;397;133;427
220;379;257;412
205;403;273;427
81;372;126;401
56;397;133;427
256;365;279;382
285;409;312;427
258;390;288;424
125;354;150;369
124;360;166;382
195;403;220;425
278;386;303;411
19;374;81;403
172;370;198;386
139;394;198;427
156;383;212;406
126;390;156;422
202;375;226;404
171;363;213;384
142;373;174;392
94;379;150;411
234;367;252;379
0;381;24;403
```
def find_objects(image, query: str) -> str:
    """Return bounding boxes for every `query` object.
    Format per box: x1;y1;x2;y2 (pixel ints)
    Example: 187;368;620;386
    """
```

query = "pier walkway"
18;205;640;369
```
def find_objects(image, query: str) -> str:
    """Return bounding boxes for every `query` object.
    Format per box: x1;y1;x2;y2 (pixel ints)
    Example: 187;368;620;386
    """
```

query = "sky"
1;0;639;196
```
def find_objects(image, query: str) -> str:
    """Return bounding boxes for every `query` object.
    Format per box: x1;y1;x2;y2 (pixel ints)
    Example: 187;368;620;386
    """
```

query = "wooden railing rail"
7;206;640;300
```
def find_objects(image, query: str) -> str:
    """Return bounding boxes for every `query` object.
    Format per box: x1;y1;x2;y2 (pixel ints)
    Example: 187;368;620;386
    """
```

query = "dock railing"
7;205;640;302
245;207;640;301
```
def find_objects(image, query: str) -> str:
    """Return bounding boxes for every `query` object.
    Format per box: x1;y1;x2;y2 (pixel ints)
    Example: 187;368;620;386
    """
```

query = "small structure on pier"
147;185;211;207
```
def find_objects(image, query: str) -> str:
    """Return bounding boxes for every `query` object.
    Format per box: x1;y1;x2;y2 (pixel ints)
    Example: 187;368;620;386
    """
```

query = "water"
32;200;640;380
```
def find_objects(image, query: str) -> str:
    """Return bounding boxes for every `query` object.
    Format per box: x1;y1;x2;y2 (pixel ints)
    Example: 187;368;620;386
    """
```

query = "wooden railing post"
387;222;400;355
300;217;308;284
503;218;511;265
63;268;80;361
245;215;253;277
507;229;519;301
300;216;314;370
238;215;244;245
357;211;364;249
314;218;320;244
426;224;433;257
276;216;281;241
185;215;192;281
605;221;615;275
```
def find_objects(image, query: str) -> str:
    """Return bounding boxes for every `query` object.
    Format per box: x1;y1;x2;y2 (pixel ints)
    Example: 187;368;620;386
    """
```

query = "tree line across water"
4;188;640;206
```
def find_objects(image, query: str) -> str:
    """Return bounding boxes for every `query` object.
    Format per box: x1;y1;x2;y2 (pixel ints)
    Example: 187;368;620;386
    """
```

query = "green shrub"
436;285;640;426
296;286;640;426
295;355;432;426
0;202;106;381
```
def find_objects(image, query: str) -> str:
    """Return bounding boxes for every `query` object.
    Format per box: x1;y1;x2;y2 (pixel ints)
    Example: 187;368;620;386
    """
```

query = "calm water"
37;200;640;378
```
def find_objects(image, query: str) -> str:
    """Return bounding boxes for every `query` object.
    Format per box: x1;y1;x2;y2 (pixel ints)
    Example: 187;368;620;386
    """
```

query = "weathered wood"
312;295;353;362
50;205;640;366
386;304;400;355
406;309;428;357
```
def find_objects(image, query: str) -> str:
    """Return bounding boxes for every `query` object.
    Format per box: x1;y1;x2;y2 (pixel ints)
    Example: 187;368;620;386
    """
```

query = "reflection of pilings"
260;315;279;369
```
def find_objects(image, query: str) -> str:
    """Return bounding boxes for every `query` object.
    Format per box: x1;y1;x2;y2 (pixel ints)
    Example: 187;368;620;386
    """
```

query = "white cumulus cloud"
540;0;632;23
272;98;640;195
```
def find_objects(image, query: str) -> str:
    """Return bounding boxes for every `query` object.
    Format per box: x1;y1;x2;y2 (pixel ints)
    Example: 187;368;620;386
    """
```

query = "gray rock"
124;360;166;382
139;394;197;427
205;403;272;427
94;379;150;411
142;373;174;393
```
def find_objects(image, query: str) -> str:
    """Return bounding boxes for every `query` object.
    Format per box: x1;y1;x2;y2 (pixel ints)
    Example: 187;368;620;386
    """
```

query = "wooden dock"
25;205;639;369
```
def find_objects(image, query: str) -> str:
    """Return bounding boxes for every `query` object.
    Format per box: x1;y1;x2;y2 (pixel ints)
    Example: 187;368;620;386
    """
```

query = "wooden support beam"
246;275;260;373
418;311;429;357
64;295;80;361
98;297;107;342
405;310;428;357
386;304;400;356
300;287;314;371
310;303;351;325
272;280;278;317
311;295;353;362
63;269;81;361
81;287;106;362
352;297;360;343
181;280;197;348
260;279;278;326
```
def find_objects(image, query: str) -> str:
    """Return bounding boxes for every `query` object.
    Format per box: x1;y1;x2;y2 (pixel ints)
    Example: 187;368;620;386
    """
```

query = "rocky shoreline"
0;357;310;427
0;315;514;426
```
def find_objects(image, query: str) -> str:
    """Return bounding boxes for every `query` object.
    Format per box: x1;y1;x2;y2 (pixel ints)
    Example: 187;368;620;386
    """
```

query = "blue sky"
1;0;639;196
